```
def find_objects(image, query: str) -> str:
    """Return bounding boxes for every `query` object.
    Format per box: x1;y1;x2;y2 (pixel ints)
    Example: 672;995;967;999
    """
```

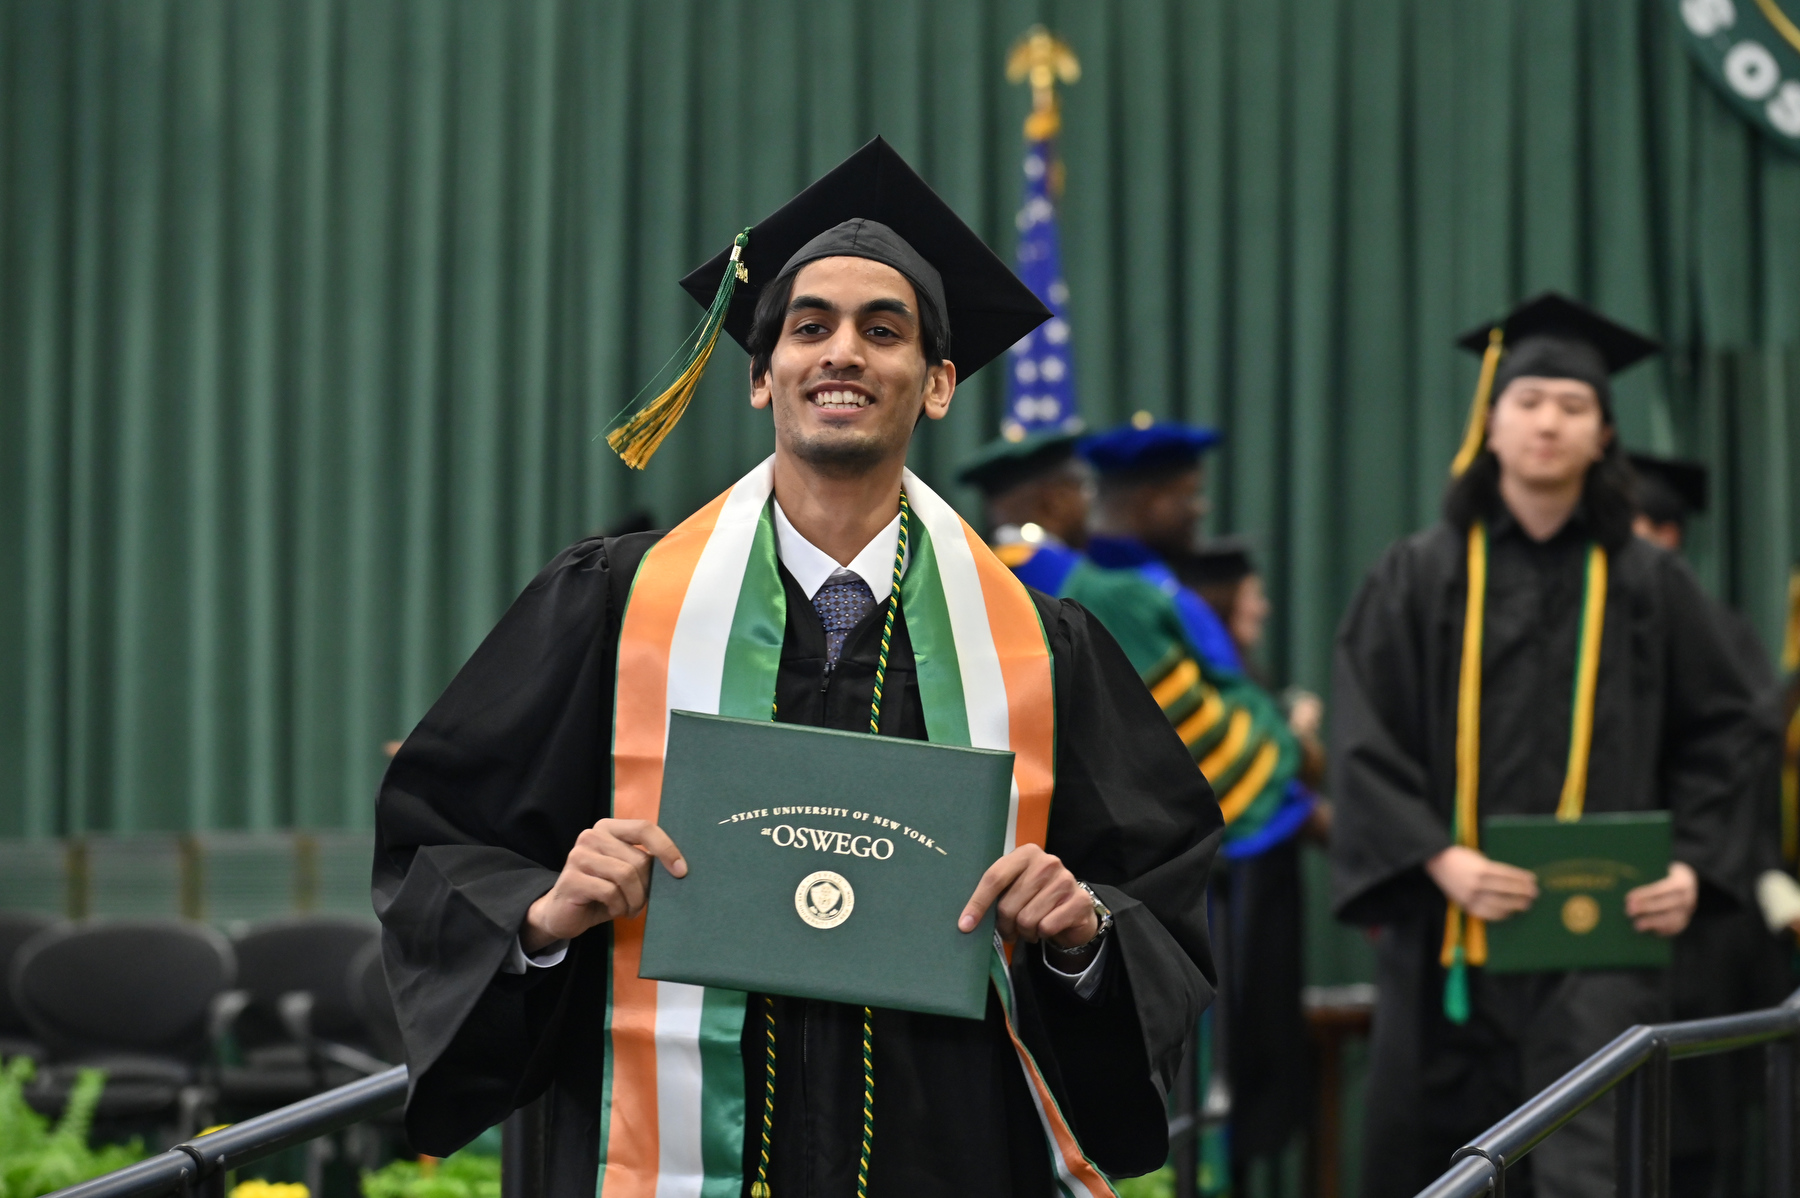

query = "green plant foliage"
1114;1165;1175;1198
360;1151;500;1198
0;1057;144;1198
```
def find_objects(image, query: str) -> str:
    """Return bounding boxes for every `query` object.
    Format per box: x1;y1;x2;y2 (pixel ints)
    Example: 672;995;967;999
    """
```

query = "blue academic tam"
1079;418;1222;474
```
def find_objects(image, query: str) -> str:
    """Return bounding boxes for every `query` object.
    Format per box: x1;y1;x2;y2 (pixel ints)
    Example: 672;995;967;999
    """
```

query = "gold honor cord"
753;494;909;1198
1780;567;1798;864
1784;707;1800;867
1439;522;1608;1024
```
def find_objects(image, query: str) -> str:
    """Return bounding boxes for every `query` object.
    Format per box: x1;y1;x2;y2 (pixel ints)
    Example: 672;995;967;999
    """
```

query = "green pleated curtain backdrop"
2;0;1799;835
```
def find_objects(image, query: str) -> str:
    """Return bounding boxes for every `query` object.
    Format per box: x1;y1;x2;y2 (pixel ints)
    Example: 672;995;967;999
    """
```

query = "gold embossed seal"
795;870;855;930
1562;893;1601;935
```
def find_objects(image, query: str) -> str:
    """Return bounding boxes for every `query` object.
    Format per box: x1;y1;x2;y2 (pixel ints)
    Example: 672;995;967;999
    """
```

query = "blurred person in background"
1173;538;1328;1189
1626;451;1790;1195
1330;295;1766;1198
958;429;1091;558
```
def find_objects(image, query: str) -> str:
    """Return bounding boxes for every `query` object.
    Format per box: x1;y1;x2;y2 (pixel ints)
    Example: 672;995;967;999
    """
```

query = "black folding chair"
11;918;235;1140
0;911;58;1062
211;916;383;1118
346;937;403;1068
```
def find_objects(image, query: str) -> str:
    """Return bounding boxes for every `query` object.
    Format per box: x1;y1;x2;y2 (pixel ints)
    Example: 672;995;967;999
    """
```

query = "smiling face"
750;256;957;477
1486;376;1612;490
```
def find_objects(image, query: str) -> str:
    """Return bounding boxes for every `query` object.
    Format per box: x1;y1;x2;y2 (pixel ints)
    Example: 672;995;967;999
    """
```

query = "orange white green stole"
602;457;1116;1198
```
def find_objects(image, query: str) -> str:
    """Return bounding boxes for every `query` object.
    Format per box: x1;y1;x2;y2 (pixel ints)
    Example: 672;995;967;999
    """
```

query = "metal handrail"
41;1066;409;1198
1415;988;1800;1198
46;984;1800;1198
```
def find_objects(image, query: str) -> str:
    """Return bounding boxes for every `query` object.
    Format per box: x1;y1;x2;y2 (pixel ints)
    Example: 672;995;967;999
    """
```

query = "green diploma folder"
1479;811;1672;973
639;711;1015;1020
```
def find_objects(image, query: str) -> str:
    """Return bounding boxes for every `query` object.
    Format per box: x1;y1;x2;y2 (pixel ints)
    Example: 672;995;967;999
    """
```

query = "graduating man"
374;138;1221;1198
1330;294;1765;1198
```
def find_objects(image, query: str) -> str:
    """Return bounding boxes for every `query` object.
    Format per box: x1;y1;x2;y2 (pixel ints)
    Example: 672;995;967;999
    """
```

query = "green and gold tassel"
606;228;750;470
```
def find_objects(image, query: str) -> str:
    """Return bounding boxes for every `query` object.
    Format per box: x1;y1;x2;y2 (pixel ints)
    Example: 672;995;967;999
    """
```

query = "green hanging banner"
1673;0;1800;155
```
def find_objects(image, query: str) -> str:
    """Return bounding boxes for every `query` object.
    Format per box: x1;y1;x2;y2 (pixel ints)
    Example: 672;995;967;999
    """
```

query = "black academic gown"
1329;511;1765;1198
1218;837;1309;1169
1668;597;1791;1193
373;531;1222;1198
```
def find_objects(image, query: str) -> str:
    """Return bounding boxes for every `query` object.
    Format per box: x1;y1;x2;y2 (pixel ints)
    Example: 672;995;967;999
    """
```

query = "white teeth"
812;390;870;409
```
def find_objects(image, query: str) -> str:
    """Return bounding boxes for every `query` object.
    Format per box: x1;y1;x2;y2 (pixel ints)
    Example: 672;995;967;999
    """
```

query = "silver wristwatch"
1048;881;1113;955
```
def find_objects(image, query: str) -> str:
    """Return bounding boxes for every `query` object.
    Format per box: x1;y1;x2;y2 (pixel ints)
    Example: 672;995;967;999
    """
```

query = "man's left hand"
1624;861;1698;937
958;845;1098;951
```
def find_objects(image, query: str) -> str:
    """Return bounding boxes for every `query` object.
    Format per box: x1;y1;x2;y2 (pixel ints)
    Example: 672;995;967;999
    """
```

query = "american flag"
1002;139;1081;440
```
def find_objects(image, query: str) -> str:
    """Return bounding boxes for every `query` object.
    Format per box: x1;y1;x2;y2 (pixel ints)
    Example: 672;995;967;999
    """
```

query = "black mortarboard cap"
680;137;1050;380
1455;292;1660;407
956;430;1082;496
1627;453;1708;524
1171;537;1258;591
1448;292;1660;476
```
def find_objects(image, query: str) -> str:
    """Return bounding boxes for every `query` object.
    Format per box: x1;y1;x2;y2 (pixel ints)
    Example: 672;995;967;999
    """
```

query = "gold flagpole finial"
1007;26;1080;141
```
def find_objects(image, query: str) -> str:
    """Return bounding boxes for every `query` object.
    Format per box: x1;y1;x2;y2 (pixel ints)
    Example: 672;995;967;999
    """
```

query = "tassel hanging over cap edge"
607;228;751;470
1450;327;1506;478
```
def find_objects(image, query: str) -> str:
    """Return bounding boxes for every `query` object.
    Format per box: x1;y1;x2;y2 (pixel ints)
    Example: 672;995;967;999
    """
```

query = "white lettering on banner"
1682;0;1736;36
1770;80;1800;135
1727;39;1781;99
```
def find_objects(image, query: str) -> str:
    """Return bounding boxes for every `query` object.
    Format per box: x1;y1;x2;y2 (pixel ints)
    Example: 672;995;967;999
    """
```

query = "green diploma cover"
1479;811;1672;973
639;711;1015;1020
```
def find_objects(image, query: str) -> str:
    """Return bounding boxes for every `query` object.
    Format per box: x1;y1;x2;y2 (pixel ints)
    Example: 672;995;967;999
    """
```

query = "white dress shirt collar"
772;500;906;603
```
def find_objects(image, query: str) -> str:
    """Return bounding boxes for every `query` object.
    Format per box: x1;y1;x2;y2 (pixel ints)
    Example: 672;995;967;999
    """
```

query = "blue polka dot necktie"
812;569;876;668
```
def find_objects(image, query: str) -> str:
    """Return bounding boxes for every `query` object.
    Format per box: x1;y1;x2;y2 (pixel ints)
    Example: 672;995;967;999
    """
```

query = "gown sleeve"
1012;594;1224;1177
1328;538;1455;926
1656;555;1774;906
1711;600;1787;879
373;534;645;1153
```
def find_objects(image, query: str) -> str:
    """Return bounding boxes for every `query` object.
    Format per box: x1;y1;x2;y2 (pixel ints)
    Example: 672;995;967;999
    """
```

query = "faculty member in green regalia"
1329;294;1767;1198
960;429;1298;845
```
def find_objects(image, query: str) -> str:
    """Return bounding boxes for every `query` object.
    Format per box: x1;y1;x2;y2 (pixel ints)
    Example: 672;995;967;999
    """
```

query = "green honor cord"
752;492;909;1198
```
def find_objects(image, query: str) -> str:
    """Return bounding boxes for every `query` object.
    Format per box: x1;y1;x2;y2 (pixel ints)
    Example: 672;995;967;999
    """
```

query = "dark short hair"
1443;444;1637;551
1633;473;1689;528
746;261;949;381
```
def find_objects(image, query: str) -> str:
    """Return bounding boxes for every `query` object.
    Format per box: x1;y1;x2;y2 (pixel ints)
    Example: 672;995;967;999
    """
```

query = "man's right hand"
522;819;687;952
1425;845;1538;922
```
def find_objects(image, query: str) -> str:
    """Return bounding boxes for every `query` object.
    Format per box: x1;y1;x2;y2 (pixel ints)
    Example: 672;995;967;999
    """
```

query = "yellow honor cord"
1557;547;1608;822
1440;522;1607;980
1784;705;1800;865
1782;565;1800;675
1782;565;1800;863
1450;328;1505;478
1441;522;1489;970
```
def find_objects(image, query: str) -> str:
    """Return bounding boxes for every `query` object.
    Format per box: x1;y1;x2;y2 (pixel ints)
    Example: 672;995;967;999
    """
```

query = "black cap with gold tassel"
606;228;751;470
605;139;1050;471
1450;292;1660;476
